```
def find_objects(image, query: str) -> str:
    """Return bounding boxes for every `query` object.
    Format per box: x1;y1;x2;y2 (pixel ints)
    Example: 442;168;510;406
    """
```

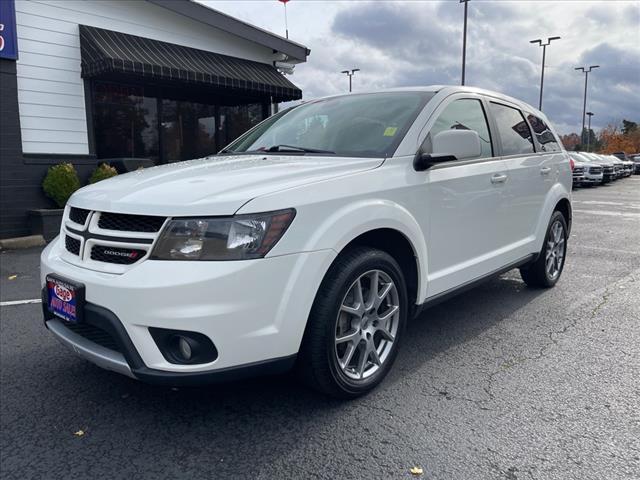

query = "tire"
520;210;568;288
297;247;408;398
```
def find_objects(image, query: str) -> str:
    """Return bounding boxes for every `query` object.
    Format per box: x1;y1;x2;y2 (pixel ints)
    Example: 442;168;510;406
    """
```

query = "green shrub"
89;163;118;184
42;163;81;208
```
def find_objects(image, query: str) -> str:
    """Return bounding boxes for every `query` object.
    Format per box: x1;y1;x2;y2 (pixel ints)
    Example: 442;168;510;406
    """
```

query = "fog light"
148;327;218;364
177;336;192;360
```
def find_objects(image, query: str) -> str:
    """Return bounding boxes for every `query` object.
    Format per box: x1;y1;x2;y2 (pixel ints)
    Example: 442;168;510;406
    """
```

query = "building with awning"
0;0;309;239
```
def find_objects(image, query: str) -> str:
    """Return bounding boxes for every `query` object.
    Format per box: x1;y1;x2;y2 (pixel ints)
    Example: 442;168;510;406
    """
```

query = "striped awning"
79;25;302;102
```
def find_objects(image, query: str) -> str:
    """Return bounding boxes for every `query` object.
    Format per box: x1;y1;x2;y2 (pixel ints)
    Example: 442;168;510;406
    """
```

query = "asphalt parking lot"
1;178;639;480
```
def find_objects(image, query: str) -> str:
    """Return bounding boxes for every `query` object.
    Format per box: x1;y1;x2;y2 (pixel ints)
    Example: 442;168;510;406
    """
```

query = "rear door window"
490;103;535;156
526;113;561;152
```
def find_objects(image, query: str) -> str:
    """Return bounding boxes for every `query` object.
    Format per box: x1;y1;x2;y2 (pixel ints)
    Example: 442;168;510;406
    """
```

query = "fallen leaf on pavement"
410;466;423;476
8;275;17;280
74;430;85;437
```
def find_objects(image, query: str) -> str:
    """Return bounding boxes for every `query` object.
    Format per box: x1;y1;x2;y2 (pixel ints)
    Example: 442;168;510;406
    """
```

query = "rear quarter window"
526;114;562;152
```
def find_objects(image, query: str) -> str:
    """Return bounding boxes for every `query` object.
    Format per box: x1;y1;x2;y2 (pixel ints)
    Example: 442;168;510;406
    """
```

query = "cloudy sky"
202;0;640;135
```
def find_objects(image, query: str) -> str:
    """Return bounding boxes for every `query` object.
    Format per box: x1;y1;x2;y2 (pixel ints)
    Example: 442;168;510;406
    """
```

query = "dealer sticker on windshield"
46;274;85;323
383;127;398;137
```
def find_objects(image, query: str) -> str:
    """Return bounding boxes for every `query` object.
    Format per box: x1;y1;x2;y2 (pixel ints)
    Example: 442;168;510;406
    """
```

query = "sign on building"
0;0;19;60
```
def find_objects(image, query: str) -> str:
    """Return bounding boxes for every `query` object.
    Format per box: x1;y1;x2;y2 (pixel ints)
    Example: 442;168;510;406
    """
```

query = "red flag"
278;0;290;3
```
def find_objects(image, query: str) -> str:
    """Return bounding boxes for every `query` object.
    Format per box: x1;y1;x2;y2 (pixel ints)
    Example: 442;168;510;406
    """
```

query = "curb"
0;235;46;250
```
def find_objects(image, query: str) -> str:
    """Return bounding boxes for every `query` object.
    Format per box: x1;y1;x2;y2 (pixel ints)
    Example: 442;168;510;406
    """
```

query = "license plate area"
46;274;85;323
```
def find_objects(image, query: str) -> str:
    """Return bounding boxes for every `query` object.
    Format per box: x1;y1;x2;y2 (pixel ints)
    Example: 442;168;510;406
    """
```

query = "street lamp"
586;111;594;152
460;0;470;86
575;65;600;145
277;0;290;39
341;68;360;92
530;36;561;110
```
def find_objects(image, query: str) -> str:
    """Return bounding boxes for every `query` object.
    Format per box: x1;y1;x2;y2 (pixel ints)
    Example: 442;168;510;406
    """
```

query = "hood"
69;154;382;216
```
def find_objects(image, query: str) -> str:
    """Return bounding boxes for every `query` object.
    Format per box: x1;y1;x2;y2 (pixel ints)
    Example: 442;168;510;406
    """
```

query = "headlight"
151;209;295;261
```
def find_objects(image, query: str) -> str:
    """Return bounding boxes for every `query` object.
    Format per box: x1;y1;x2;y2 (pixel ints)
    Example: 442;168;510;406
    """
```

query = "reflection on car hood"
69;154;383;216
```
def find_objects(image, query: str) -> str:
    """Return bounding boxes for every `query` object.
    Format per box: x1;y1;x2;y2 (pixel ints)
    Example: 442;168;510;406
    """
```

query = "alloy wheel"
545;220;565;280
334;269;400;381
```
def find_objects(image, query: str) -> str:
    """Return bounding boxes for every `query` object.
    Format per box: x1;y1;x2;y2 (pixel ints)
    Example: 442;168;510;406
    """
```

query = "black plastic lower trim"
414;253;536;316
43;289;145;369
132;354;297;387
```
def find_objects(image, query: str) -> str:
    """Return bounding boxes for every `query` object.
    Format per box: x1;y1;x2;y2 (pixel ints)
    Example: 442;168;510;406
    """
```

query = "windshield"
223;92;434;158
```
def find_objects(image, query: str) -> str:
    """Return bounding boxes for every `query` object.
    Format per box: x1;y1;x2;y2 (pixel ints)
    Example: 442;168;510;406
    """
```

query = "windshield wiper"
267;144;335;154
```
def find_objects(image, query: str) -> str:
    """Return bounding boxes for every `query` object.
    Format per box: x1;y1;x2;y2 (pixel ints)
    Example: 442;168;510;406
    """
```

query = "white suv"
41;86;572;398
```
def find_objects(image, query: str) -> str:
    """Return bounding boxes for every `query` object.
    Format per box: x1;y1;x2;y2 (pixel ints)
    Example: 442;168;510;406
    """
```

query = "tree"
579;127;601;152
599;122;640;154
560;133;580;151
622;120;638;136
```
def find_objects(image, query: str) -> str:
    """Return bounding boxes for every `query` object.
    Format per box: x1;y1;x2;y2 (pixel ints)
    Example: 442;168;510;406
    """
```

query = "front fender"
298;199;429;303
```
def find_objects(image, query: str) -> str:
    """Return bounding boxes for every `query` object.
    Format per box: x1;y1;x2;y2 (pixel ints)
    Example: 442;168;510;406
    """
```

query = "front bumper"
581;173;603;184
41;238;336;383
572;175;585;184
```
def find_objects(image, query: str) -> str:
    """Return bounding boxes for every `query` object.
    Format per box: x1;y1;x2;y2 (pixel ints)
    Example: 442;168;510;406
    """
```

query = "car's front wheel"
298;247;407;398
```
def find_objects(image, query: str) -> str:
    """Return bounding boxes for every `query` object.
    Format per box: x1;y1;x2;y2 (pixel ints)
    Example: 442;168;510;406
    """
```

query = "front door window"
426;98;493;159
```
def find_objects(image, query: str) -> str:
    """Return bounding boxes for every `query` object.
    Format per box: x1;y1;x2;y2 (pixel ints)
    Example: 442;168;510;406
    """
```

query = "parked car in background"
571;159;586;187
578;152;614;183
608;155;625;179
40;86;573;397
632;155;640;174
570;153;603;186
621;158;634;176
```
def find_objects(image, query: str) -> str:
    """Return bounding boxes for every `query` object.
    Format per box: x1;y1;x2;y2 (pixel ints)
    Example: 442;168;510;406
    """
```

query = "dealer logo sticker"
54;284;73;302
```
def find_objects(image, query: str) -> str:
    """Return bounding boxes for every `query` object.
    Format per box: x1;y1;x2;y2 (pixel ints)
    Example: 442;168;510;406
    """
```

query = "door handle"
540;167;551;175
491;173;508;184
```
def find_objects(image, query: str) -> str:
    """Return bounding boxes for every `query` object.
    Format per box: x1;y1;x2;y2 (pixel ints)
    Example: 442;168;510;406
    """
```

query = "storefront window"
92;82;265;163
162;101;217;162
219;104;264;149
92;83;159;161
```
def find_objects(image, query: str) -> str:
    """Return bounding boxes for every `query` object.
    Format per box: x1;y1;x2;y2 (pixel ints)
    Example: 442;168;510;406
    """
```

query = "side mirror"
413;129;482;172
432;129;482;160
413;152;457;171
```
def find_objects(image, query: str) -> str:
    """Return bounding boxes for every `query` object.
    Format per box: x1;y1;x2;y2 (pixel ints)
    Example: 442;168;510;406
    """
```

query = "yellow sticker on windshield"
383;127;398;137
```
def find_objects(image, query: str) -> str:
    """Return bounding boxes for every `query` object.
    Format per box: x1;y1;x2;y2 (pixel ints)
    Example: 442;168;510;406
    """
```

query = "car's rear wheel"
297;247;407;398
520;210;568;288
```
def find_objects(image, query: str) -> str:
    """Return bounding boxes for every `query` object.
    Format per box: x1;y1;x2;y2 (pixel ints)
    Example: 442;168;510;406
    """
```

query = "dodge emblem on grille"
103;249;138;259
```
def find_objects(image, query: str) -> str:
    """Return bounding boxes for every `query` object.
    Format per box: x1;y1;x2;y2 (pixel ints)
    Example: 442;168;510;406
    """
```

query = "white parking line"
573;209;640;218
573;200;640;210
0;299;41;307
572;245;640;255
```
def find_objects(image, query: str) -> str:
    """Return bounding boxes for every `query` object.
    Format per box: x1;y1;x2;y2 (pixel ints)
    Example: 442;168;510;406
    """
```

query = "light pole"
530;36;560;110
575;65;599;145
341;68;360;92
586;111;594;152
460;0;469;85
278;0;290;39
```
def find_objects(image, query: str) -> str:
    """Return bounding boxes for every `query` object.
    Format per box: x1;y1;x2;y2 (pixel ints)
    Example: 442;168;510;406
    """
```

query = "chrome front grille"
589;166;602;174
61;208;167;270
